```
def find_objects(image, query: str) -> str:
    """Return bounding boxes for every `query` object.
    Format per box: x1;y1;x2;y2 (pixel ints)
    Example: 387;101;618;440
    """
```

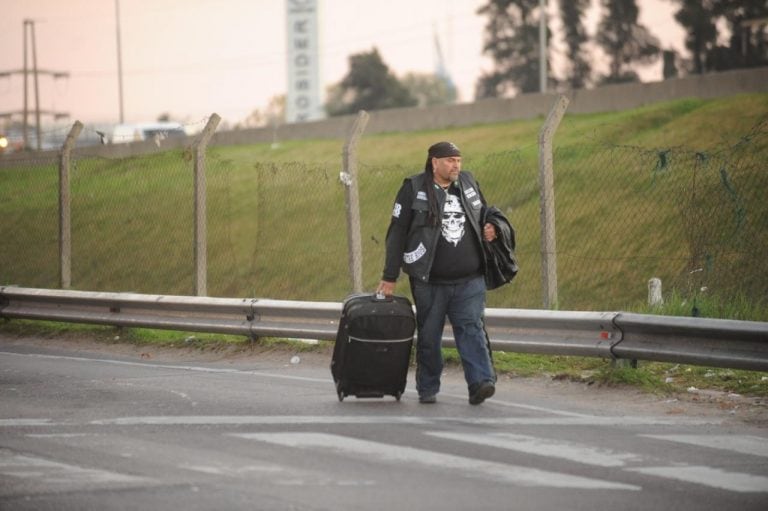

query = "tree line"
327;0;767;116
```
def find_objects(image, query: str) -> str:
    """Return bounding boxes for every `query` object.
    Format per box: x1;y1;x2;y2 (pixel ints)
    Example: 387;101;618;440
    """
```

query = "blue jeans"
410;275;495;397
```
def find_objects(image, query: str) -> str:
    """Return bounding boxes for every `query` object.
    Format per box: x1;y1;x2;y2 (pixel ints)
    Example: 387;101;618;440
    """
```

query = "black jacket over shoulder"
382;171;487;283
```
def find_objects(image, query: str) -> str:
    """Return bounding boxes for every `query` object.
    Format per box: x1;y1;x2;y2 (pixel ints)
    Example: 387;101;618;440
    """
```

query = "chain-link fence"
0;155;60;288
1;115;766;312
548;125;768;311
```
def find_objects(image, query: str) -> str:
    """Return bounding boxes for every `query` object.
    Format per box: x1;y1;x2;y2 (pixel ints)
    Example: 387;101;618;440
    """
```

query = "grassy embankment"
1;94;767;396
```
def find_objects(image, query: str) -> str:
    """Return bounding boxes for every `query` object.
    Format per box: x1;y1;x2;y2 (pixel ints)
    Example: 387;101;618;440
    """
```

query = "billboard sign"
286;0;323;123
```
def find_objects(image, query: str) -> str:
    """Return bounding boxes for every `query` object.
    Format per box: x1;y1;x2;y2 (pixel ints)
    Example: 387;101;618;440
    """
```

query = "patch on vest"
403;242;427;264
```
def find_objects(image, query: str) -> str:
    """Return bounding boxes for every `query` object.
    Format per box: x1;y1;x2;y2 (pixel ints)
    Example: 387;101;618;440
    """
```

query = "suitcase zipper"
348;335;413;344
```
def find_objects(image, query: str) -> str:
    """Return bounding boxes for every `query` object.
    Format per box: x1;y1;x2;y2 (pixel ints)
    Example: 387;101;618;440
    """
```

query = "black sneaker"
468;381;495;405
419;394;437;404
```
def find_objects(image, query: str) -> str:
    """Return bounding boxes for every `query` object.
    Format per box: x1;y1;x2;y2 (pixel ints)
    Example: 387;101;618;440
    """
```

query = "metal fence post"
538;94;569;309
193;113;221;297
341;110;370;293
59;120;82;289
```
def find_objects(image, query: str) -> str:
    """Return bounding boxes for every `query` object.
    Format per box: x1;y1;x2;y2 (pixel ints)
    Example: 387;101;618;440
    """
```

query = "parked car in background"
0;131;27;154
110;122;187;144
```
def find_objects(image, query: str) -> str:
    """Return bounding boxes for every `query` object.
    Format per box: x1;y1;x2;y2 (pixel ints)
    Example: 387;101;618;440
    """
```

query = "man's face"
432;156;461;185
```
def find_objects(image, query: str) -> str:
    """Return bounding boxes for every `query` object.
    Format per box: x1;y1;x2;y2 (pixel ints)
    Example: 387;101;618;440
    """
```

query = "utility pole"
23;19;29;148
539;0;547;94
0;19;69;150
115;0;125;123
29;19;42;150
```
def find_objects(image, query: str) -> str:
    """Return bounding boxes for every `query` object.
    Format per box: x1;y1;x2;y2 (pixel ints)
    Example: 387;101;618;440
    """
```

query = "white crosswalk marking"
426;431;644;467
0;448;144;486
626;466;768;493
180;463;284;476
641;434;768;458
231;432;641;491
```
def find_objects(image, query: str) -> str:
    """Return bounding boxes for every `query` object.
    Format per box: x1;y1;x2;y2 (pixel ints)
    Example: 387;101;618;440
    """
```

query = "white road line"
0;351;325;383
0;350;624;418
427;431;644;467
433;390;591;417
25;433;90;438
626;466;768;493
0;419;53;427
83;415;719;427
0;448;145;486
231;432;641;491
90;416;432;426
641;435;768;458
180;463;284;476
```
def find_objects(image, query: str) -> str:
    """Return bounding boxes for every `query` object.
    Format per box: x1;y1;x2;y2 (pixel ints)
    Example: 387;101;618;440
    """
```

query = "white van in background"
110;122;187;144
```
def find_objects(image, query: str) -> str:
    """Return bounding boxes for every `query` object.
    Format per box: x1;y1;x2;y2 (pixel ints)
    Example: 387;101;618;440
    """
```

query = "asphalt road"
1;336;767;510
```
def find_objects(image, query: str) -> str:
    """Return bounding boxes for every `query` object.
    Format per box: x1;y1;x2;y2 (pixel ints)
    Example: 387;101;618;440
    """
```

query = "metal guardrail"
1;286;767;372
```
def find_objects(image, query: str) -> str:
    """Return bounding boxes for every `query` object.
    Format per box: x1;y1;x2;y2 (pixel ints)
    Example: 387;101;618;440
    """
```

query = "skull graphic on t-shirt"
441;194;466;246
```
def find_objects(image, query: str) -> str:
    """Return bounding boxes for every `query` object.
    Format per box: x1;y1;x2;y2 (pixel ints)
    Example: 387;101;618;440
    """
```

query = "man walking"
377;141;497;405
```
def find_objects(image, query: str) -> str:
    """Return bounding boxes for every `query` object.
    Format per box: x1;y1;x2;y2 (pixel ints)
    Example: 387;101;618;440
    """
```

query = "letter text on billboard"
286;0;323;123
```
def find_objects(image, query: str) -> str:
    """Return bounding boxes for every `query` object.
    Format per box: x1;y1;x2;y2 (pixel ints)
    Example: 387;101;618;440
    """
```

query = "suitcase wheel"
394;391;402;402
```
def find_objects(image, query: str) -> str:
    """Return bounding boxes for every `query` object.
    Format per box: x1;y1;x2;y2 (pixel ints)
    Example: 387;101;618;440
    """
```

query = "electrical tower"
0;19;69;150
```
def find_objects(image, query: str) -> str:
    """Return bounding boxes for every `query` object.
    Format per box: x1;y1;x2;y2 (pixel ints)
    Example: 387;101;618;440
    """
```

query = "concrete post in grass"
648;277;663;307
193;113;220;297
59;120;82;289
341;110;369;293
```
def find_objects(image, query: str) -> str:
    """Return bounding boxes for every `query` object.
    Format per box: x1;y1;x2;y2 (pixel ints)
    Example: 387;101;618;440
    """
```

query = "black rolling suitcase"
331;293;415;401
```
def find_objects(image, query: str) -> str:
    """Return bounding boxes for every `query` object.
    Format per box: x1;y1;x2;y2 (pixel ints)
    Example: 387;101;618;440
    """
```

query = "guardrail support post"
193;113;221;297
59;120;83;289
538;94;569;309
342;110;370;293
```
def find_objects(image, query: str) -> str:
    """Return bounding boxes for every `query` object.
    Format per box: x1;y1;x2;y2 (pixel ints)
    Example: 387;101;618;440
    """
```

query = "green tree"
671;0;768;73
401;73;458;107
325;48;416;117
596;0;660;84
559;0;592;88
712;0;768;70
475;0;548;98
242;95;285;128
671;0;720;74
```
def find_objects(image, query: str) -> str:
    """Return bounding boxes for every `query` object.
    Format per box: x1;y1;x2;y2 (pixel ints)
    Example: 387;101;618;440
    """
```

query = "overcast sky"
0;0;685;128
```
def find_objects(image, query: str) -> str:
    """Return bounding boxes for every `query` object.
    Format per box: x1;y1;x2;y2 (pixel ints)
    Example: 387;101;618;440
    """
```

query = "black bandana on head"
424;141;461;171
429;141;461;159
